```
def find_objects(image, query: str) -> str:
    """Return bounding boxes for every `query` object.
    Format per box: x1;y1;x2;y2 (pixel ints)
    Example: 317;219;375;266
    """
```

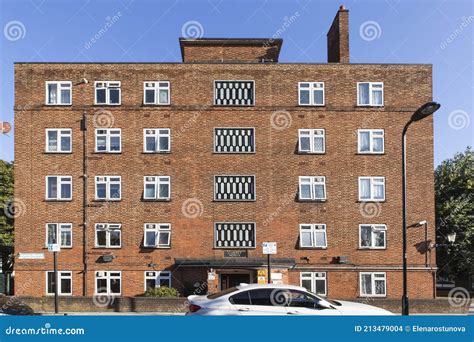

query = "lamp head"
411;102;441;121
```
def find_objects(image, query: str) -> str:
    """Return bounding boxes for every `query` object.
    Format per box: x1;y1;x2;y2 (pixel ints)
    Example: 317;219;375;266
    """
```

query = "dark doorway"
220;273;251;290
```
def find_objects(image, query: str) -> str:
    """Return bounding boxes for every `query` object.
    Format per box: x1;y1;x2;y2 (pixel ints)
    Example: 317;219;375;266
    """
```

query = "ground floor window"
360;272;386;297
144;271;171;291
300;272;327;296
46;271;72;295
95;271;121;295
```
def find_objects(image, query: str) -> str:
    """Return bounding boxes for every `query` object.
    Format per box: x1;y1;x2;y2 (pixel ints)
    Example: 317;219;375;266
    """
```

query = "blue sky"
0;0;472;165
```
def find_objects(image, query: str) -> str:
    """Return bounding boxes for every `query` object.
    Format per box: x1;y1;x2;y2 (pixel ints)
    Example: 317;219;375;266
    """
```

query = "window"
95;129;121;153
46;271;72;295
360;272;386;297
214;81;254;106
298;82;324;106
95;81;121;105
359;177;385;201
300;272;327;296
46;81;72;105
357;82;383;106
358;129;384;153
214;222;256;248
46;129;72;153
95;176;121;201
95;223;121;248
298;176;326;201
46;223;72;248
214;175;256;201
95;271;121;295
360;224;386;249
214;128;255;153
286;290;319;308
143;129;170;153
248;289;274;306
299;224;327;248
143;176;170;200
143;81;170;105
46;176;72;200
144;223;171;248
144;271;171;290
229;291;251;305
298;129;325;153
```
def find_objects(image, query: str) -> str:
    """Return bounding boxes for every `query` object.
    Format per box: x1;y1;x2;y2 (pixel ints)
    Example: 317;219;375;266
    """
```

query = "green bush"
144;286;180;297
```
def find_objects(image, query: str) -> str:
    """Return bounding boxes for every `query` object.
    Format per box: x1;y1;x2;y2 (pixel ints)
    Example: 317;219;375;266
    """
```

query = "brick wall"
14;62;436;298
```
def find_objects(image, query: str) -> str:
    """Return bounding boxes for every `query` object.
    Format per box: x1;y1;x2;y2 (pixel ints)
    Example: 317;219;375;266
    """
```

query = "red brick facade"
14;9;436;300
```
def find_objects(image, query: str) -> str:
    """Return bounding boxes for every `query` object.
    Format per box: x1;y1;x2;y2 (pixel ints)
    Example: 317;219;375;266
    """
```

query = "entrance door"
221;273;251;290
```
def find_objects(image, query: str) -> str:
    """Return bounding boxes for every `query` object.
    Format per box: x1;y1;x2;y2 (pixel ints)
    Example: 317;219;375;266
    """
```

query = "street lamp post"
401;102;441;316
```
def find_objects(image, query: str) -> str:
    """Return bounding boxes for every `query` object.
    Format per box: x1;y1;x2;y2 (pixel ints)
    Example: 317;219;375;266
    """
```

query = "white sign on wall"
18;253;45;260
47;244;60;252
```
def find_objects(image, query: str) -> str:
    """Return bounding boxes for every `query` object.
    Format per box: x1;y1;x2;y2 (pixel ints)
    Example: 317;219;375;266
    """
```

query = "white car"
186;284;393;316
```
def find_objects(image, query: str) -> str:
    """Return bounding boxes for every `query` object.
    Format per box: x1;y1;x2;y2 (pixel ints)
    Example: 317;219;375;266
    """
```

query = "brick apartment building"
14;6;437;300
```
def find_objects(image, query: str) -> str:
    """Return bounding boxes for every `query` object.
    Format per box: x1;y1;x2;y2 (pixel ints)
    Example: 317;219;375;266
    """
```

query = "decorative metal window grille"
214;222;256;248
214;175;255;201
214;81;254;106
214;128;255;153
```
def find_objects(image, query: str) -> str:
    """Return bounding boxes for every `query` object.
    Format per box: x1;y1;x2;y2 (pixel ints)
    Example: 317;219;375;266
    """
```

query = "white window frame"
298;82;325;106
213;80;255;106
45;81;72;105
358;176;385;201
143;223;171;248
46;271;72;296
95;176;122;201
95;223;122;248
358;129;384;154
45;176;72;201
357;82;384;106
298;129;325;154
299;224;327;248
300;272;327;296
94;271;122;295
45;223;72;248
94;81;121;105
143;81;170;105
95;128;122;153
298;176;326;201
359;224;387;249
45;129;72;153
144;271;172;291
143;129;171;153
143;176;171;200
360;272;387;297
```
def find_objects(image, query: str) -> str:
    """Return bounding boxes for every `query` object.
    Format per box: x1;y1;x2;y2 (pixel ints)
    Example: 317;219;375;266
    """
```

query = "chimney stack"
327;5;350;63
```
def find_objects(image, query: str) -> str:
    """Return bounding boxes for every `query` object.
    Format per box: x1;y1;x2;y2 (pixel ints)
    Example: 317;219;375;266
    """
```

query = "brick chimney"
327;5;350;63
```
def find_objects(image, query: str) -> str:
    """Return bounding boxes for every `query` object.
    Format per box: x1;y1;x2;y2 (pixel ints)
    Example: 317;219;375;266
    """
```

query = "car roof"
235;283;307;291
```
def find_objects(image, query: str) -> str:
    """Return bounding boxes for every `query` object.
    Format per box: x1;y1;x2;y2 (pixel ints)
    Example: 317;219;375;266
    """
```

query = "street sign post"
262;242;277;284
47;244;60;314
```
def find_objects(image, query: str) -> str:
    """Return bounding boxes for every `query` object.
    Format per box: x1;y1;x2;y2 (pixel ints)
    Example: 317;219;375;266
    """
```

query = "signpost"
262;242;277;284
48;244;60;314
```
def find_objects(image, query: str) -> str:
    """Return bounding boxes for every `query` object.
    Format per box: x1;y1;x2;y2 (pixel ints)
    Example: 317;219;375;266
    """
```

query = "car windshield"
207;287;239;299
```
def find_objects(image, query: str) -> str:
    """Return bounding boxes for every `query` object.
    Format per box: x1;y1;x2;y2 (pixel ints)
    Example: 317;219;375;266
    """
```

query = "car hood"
333;300;394;315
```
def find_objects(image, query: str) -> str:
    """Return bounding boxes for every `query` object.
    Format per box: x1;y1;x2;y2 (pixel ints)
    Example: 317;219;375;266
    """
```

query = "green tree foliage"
435;147;474;281
143;286;180;297
0;160;14;246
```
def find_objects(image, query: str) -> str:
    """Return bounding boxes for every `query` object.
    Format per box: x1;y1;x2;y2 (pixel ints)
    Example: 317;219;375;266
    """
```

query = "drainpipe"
81;110;88;296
